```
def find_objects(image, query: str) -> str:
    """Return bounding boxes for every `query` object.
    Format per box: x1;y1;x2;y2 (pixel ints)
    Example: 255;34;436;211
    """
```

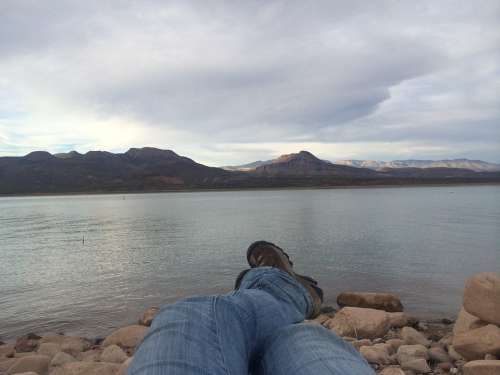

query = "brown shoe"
237;240;323;318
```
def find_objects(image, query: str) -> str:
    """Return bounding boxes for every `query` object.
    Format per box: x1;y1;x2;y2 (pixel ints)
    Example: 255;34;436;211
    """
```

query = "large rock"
15;334;41;353
100;345;128;364
77;349;101;362
453;324;500;360
428;346;451;363
37;343;61;359
454;307;488;336
360;345;391;365
326;307;390;339
401;327;431;347
337;292;403;312
6;355;50;375
138;307;160;327
401;358;431;373
396;344;429;365
380;367;405;375
60;337;91;355
463;360;500;375
0;344;15;359
50;352;77;368
463;273;500;325
387;312;410;328
102;325;148;349
50;361;120;375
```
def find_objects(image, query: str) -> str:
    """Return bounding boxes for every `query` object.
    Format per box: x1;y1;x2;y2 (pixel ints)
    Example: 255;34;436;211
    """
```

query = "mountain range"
225;157;500;172
1;147;499;194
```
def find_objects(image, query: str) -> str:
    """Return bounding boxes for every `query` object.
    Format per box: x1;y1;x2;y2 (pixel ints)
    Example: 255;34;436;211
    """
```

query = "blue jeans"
129;267;374;375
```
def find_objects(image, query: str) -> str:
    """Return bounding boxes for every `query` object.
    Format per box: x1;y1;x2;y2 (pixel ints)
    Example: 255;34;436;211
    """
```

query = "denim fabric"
129;267;374;375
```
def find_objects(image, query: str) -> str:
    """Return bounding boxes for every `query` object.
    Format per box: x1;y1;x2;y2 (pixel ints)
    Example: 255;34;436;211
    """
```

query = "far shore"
1;180;499;198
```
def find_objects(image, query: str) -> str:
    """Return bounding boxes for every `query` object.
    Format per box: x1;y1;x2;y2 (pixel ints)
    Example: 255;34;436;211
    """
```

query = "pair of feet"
235;240;324;318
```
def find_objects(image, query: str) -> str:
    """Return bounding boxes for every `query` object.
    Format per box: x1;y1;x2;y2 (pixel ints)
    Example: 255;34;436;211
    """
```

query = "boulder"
11;372;39;375
77;349;101;362
0;358;17;372
326;307;390;339
463;360;500;375
6;355;50;375
454;307;489;336
380;367;405;375
60;337;91;355
50;361;120;375
428;346;451;363
37;343;61;359
352;339;372;350
39;335;66;345
102;325;148;349
453;324;500;360
100;345;128;364
386;339;404;352
401;358;431;373
484;354;497;360
401;327;430;347
337;292;403;312
448;345;465;361
0;344;15;359
117;357;133;375
50;352;77;368
138;307;160;327
387;312;410;328
360;345;391;365
15;334;41;353
463;273;500;325
396;344;429;365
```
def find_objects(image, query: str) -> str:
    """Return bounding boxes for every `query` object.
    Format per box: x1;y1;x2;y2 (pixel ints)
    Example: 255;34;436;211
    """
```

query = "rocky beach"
1;272;499;375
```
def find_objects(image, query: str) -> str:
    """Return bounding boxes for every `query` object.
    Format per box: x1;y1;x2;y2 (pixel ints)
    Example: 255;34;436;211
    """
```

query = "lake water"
1;185;499;341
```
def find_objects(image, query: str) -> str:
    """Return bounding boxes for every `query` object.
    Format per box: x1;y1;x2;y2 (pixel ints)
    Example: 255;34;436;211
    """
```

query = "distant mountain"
0;148;498;194
0;147;230;194
335;159;500;172
223;160;272;171
250;151;376;177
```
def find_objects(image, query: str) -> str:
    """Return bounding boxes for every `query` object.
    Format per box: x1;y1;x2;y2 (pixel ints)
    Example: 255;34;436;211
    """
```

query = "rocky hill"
334;159;500;172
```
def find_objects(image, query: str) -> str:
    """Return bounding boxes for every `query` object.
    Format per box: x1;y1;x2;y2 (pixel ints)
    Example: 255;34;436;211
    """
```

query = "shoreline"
1;180;499;198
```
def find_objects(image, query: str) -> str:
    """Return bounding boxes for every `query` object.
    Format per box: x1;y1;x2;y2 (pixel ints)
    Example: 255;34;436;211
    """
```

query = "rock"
337;292;403;312
60;337;91;355
11;372;39;375
0;358;17;372
117;357;132;375
463;273;500;326
39;335;65;345
15;334;41;353
463;360;500;375
102;325;148;349
77;349;101;362
401;327;431;347
308;314;330;325
326;307;390;339
454;307;488;336
484;354;497;360
453;324;500;360
387;339;404;352
49;361;120;375
37;343;61;359
352;339;372;350
50;352;76;368
387;312;410;328
360;345;391;365
428;346;451;363
320;305;337;314
397;344;429;365
380;367;406;375
0;344;15;358
138;307;160;327
437;362;453;372
401;358;431;373
6;355;50;375
100;345;128;364
448;345;465;361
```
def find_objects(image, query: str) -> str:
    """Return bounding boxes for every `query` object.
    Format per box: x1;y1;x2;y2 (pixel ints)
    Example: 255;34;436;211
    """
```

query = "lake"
1;185;499;341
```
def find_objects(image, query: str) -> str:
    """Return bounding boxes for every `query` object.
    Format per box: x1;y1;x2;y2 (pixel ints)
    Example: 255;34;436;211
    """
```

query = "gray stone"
401;327;430;347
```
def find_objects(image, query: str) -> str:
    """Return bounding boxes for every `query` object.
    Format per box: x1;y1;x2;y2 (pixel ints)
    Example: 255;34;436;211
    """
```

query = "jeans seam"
213;296;231;375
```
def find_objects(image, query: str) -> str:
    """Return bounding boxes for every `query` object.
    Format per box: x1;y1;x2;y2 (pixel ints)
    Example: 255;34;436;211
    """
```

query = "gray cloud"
0;0;499;162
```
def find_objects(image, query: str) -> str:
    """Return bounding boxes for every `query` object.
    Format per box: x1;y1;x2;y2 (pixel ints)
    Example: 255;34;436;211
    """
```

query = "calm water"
1;185;499;341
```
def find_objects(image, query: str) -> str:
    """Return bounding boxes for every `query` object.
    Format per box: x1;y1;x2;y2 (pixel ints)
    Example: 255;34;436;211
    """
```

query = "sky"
1;1;499;166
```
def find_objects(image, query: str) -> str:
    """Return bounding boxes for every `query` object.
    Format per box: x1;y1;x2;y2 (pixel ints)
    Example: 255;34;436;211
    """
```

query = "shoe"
235;241;323;318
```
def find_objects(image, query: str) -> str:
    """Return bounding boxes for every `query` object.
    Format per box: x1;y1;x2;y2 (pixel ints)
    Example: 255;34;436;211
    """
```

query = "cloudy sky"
1;1;499;165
